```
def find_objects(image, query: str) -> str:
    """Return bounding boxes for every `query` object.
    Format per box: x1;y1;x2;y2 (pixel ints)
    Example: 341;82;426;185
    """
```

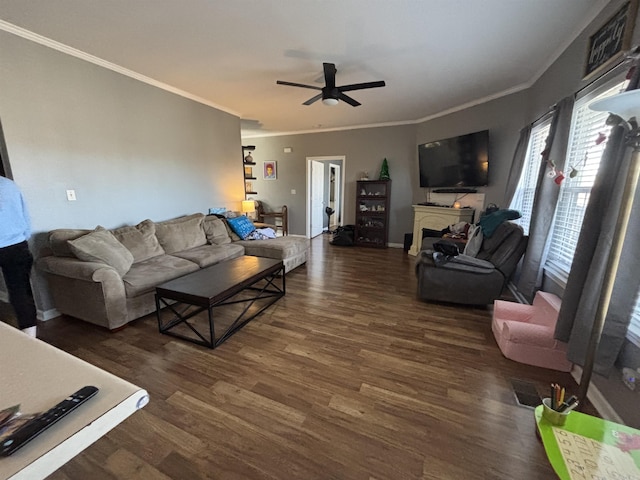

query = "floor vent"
510;378;542;409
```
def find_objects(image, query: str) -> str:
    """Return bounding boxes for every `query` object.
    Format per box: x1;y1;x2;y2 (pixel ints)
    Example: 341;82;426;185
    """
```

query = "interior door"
310;160;325;237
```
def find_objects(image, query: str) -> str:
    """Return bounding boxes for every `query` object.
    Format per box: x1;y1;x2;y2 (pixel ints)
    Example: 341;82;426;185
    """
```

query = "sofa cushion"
202;216;232;245
122;254;199;297
172;243;245;268
236;236;309;260
49;229;93;257
227;216;256;240
67;228;134;276
154;213;207;254
111;219;165;263
217;217;242;241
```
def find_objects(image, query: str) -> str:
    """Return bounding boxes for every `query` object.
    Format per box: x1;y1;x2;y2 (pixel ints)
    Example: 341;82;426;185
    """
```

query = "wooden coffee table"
155;256;285;348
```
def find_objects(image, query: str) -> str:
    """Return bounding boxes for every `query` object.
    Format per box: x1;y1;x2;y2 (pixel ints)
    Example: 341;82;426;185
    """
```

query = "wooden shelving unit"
242;145;257;197
355;180;390;248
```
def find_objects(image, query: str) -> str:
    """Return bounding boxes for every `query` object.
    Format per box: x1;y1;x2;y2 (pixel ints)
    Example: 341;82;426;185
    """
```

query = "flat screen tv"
418;130;489;189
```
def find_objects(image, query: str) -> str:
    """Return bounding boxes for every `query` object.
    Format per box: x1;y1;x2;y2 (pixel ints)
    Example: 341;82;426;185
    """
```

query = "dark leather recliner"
415;221;528;305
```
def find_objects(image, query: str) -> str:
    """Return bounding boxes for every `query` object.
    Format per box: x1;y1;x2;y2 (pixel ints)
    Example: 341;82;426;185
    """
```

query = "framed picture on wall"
263;161;277;180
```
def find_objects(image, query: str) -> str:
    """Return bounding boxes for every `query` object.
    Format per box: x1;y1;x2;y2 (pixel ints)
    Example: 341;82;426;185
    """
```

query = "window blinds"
544;80;627;279
510;121;551;235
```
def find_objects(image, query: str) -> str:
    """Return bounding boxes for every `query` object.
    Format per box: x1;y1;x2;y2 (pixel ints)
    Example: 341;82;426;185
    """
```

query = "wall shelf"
242;146;256;199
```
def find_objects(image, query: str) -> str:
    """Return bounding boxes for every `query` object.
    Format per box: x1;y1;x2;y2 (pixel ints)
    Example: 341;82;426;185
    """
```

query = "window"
544;79;627;282
509;120;551;235
630;294;640;347
541;77;640;347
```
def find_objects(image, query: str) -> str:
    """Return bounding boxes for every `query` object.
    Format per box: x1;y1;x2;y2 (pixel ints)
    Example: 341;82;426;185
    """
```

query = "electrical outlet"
66;189;76;201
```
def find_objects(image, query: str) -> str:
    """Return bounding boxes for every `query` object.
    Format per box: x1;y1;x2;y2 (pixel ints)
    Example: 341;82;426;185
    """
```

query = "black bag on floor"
331;225;355;246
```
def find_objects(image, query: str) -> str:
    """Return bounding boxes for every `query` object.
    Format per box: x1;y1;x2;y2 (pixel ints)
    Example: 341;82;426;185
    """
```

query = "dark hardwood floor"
13;235;596;479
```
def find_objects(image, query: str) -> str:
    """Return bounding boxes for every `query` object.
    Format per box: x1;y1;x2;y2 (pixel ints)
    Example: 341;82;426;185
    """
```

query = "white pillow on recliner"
463;225;483;257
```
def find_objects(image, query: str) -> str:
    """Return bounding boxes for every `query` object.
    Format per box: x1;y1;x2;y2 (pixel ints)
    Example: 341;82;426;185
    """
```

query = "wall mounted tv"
418;129;489;190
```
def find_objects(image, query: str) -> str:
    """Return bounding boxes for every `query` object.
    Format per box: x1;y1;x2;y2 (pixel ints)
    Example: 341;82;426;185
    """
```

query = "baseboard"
38;308;61;322
388;242;403;249
507;282;529;304
571;365;624;423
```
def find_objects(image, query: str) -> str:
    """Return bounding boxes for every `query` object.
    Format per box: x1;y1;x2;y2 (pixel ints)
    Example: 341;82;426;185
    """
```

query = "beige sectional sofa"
36;213;308;330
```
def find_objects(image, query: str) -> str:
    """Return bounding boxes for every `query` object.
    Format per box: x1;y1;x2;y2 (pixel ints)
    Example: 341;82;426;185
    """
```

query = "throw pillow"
227;216;256;240
203;216;232;245
68;228;134;276
111;219;165;263
48;229;93;257
154;214;207;254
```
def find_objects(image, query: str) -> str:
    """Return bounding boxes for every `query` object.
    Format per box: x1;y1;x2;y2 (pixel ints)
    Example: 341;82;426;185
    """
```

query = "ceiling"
0;0;608;138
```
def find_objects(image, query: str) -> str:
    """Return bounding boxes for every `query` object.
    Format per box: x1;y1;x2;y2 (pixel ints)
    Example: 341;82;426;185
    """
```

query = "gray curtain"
516;96;575;301
503;124;532;206
555;113;640;376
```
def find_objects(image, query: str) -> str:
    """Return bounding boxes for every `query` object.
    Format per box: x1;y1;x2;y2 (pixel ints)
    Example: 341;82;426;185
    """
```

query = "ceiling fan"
276;62;385;107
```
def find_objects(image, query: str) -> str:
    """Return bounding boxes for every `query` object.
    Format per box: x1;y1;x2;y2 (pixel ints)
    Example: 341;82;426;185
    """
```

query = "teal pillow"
227;216;256;240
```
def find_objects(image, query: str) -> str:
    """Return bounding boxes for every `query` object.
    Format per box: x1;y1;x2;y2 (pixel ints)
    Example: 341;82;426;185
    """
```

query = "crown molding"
0;20;240;118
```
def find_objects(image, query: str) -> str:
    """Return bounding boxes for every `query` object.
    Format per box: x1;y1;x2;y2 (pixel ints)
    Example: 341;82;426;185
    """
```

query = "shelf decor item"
379;158;390;180
242;145;257;197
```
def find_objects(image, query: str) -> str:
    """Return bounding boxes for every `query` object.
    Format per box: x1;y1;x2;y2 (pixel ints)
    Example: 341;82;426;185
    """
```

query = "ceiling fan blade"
303;93;323;105
338;80;386;92
323;63;337;89
338;93;361;107
276;80;322;91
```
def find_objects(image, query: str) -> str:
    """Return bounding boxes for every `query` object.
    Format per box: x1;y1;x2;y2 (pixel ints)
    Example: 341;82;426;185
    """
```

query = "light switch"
284;147;292;153
291;189;296;195
66;189;76;201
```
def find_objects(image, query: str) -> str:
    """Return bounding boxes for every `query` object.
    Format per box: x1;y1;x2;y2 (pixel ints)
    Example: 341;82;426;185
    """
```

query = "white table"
0;322;148;479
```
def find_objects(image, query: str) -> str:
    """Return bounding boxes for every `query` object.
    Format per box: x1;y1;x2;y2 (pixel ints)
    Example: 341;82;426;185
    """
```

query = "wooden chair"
254;201;288;236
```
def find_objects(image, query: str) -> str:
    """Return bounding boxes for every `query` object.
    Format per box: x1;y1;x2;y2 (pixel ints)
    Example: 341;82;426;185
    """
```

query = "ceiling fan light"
322;98;339;106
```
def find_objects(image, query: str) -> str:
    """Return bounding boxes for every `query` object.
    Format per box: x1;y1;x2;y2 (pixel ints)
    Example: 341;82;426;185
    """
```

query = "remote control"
0;385;99;456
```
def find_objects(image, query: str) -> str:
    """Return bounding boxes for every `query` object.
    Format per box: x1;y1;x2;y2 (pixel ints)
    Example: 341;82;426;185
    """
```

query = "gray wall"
415;91;529;209
245;125;416;243
0;30;243;313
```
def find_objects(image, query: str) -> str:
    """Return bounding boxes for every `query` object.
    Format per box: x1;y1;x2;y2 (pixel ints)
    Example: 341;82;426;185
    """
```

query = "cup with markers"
542;383;578;426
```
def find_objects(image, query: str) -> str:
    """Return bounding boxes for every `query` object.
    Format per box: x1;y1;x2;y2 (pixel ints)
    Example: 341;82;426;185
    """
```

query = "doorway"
306;156;345;238
0;118;11;179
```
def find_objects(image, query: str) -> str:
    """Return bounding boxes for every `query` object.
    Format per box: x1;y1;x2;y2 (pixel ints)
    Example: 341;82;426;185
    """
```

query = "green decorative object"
379;158;390;180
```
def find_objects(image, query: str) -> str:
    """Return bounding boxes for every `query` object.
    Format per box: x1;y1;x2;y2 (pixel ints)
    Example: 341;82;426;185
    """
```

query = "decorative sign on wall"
583;0;638;80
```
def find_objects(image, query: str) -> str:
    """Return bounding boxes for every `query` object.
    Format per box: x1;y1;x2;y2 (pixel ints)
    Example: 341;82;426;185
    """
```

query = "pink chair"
492;291;572;372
